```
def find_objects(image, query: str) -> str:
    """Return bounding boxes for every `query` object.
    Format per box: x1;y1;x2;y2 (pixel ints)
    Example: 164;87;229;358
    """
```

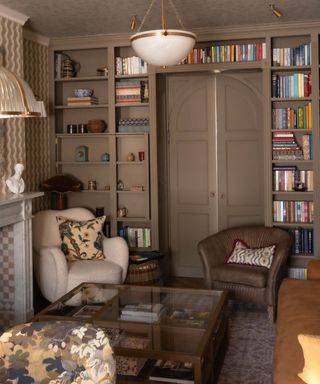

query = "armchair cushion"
67;260;123;292
57;215;106;261
227;240;276;269
211;263;268;288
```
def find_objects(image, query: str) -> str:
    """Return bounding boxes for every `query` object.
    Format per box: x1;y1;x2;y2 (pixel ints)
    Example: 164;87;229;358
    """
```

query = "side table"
125;252;164;285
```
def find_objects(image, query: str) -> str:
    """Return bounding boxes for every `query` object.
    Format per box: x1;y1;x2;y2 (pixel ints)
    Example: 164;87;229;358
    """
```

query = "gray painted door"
167;72;264;277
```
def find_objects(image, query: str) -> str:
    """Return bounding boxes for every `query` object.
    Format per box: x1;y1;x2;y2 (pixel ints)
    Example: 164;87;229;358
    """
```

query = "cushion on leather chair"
211;263;268;288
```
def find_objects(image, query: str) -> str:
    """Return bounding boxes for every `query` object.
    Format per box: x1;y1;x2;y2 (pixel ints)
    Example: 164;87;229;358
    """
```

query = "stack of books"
119;303;165;323
271;72;312;98
149;360;194;384
118;117;150;132
272;131;304;160
273;166;313;192
272;43;311;66
67;96;99;106
115;80;148;104
272;103;312;129
115;56;147;75
118;226;151;248
288;227;314;255
180;42;266;65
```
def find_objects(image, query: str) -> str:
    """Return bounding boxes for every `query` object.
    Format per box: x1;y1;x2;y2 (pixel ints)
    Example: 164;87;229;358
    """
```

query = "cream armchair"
32;207;129;302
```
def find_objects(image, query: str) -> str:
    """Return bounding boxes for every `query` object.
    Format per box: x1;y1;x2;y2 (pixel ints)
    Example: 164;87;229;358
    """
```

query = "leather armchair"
33;208;129;302
198;226;292;320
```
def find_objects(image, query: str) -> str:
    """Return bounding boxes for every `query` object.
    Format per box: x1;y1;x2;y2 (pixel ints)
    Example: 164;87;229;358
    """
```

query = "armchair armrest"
197;234;228;288
102;237;129;282
307;260;320;280
33;246;68;302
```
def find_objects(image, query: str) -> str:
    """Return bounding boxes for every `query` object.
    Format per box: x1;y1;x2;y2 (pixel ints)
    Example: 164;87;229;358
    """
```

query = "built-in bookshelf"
269;34;317;274
50;42;158;252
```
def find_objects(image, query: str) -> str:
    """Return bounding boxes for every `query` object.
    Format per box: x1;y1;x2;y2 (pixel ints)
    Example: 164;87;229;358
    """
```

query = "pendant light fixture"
0;51;45;118
130;0;196;67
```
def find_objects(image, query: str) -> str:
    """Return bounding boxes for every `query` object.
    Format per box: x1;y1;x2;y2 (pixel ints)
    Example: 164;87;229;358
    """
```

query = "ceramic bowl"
74;88;93;97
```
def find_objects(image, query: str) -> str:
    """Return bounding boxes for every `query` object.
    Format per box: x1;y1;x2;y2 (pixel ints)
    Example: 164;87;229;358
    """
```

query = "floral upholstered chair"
0;321;116;384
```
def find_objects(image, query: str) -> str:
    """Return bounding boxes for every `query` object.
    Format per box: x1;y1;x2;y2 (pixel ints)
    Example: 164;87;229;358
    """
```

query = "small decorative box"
75;145;88;161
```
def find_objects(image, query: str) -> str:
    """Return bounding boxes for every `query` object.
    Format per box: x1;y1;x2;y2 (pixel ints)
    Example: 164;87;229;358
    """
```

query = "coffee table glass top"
35;282;227;356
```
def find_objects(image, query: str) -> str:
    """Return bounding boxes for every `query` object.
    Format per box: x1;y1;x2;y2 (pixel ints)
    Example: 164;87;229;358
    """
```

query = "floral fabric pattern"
57;216;106;261
0;321;116;384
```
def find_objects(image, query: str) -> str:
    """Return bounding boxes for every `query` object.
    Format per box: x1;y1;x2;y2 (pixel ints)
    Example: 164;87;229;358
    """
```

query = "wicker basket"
125;260;161;285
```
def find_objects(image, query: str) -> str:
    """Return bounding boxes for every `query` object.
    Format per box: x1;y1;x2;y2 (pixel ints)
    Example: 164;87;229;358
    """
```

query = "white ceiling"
0;0;320;39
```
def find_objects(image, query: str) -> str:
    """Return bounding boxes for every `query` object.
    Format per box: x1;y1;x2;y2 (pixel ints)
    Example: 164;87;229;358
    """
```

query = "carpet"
218;304;275;384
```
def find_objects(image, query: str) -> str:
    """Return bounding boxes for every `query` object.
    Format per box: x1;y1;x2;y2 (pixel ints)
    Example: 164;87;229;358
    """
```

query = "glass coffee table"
33;283;228;384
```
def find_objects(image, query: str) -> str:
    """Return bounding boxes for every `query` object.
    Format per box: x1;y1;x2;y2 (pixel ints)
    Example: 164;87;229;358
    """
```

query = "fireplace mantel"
0;192;43;328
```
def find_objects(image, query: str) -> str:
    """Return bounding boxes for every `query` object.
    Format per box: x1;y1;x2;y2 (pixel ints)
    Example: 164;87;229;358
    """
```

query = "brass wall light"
0;50;46;118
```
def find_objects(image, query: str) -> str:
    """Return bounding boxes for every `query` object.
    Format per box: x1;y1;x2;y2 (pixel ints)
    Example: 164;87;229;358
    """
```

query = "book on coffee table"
149;360;194;384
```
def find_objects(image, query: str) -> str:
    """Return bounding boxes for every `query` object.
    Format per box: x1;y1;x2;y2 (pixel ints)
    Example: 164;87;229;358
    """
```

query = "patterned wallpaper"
24;38;50;211
0;16;26;195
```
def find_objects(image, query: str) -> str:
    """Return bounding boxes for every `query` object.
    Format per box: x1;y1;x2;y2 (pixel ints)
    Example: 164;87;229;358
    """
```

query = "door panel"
168;74;216;277
217;73;264;230
167;72;264;277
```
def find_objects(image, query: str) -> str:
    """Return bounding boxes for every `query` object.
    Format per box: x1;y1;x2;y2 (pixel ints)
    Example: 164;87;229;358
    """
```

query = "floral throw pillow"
57;215;106;261
227;239;276;269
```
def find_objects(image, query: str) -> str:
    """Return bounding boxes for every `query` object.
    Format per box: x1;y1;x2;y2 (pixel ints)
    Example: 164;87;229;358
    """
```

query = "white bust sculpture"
6;163;25;194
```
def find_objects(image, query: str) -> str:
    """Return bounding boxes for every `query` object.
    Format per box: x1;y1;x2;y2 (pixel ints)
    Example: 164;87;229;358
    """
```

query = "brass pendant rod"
162;0;166;30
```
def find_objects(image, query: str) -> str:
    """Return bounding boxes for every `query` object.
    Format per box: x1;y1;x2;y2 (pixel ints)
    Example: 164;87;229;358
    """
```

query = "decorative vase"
87;119;107;133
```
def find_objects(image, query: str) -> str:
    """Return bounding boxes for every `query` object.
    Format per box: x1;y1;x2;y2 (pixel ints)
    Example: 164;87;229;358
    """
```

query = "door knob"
220;193;225;199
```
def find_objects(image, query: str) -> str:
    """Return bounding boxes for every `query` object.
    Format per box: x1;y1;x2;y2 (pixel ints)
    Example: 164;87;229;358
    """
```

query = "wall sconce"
0;50;46;118
269;4;282;18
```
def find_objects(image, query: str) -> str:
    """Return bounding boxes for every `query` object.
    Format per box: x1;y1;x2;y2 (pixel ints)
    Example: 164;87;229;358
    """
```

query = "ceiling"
0;0;320;39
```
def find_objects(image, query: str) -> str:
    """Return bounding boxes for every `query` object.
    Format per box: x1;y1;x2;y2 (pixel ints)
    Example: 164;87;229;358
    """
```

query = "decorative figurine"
117;179;124;190
101;152;110;162
127;152;135;161
6;163;25;194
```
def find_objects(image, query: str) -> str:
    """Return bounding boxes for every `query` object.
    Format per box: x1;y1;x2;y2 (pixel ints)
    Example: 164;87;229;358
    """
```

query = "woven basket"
125;260;161;285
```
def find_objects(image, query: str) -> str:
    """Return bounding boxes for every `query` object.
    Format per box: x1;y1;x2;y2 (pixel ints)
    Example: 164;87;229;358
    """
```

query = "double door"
165;72;265;277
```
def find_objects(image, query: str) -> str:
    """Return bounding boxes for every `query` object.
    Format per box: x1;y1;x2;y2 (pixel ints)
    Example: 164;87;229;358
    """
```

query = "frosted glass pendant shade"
131;29;196;66
0;66;44;118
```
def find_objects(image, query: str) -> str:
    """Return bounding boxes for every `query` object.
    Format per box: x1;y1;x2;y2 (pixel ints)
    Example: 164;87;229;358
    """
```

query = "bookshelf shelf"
55;104;109;109
271;65;311;71
271;97;312;102
55;76;108;82
115;102;149;107
56;161;111;165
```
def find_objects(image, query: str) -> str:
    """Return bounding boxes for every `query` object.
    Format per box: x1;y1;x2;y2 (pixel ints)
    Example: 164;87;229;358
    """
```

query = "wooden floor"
165;276;205;289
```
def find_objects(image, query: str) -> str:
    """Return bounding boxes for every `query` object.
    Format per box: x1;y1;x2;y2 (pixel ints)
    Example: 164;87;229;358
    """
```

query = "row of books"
180;42;266;65
288;227;314;255
272;43;311;67
287;267;307;280
271;73;312;98
272;103;312;130
119;303;165;323
67;96;99;106
118;226;151;248
273;166;313;192
115;56;147;75
149;360;194;384
273;200;314;223
272;131;312;160
115;80;149;104
118;117;150;132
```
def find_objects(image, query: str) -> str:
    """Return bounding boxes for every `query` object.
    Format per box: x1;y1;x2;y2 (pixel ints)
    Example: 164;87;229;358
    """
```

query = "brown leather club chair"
197;226;292;320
